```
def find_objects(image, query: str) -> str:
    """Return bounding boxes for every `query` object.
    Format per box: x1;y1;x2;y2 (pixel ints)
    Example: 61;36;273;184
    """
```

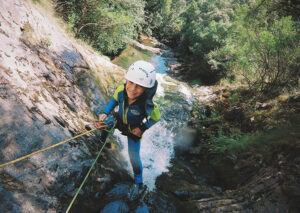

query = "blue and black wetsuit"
100;82;160;184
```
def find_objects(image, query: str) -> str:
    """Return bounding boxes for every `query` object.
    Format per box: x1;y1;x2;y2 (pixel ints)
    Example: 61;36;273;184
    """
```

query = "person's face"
126;81;145;101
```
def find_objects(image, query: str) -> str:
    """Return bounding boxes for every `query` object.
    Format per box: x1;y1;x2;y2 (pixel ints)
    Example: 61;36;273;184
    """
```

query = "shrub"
212;1;300;93
54;0;145;56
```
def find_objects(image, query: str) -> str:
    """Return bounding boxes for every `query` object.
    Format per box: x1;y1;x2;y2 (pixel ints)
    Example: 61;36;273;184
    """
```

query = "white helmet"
125;60;156;88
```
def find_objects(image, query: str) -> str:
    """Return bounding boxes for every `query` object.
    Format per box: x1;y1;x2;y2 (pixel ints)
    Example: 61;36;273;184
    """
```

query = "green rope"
65;124;116;212
0;120;115;212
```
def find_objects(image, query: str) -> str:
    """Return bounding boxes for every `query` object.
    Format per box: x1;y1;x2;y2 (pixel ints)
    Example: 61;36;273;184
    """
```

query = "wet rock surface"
0;0;124;211
99;182;149;213
153;133;300;212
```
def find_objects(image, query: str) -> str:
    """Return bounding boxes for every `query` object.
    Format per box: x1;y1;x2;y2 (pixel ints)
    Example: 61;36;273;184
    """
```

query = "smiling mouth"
128;91;136;96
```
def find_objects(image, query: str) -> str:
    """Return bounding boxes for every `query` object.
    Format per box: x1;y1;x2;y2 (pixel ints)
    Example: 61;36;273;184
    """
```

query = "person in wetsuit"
96;60;161;199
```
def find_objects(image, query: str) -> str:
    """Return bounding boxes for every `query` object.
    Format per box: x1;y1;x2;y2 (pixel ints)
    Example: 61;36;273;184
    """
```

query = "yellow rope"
0;123;107;169
65;122;116;212
0;120;116;212
65;137;108;213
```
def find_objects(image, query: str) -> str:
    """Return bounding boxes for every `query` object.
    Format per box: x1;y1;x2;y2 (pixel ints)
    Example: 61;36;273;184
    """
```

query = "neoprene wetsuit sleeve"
100;84;124;115
103;98;118;115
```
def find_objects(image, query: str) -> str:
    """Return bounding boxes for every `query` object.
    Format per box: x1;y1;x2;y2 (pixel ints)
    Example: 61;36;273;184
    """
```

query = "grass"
210;119;299;157
190;79;202;86
228;91;240;105
211;130;254;154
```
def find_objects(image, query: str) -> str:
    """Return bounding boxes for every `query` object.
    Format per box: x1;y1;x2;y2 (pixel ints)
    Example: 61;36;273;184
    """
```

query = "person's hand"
93;114;107;129
93;121;104;129
98;113;107;121
131;127;143;138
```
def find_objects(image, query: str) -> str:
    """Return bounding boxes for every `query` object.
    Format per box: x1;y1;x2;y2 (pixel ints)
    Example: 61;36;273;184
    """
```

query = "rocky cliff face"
1;1;299;212
0;0;124;211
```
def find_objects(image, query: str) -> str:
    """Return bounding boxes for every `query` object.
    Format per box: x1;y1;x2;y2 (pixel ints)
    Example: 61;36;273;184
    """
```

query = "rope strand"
0;123;107;169
0;120;117;212
65;122;116;212
65;137;108;212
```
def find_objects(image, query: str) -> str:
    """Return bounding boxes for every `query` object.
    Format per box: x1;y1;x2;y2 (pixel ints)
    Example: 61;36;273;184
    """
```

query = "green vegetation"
54;0;145;56
212;1;300;93
51;0;300;170
211;123;299;158
144;0;186;41
53;0;299;154
228;91;240;105
54;0;299;93
144;0;299;90
191;85;300;158
179;0;234;83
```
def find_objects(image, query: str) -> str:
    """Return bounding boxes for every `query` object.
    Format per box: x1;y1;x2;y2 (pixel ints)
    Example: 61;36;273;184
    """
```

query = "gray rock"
53;115;68;127
174;190;212;200
255;102;272;110
105;182;131;200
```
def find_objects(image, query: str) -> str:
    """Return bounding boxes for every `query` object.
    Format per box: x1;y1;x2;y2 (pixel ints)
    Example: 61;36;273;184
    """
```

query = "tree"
212;0;299;92
178;0;235;83
144;0;186;42
54;0;145;56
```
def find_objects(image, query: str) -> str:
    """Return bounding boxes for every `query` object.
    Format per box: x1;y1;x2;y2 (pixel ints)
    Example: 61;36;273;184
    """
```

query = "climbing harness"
0;121;108;169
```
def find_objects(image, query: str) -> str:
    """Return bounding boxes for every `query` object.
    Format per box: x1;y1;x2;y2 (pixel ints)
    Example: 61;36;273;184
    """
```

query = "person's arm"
102;98;118;115
97;84;124;117
96;98;117;123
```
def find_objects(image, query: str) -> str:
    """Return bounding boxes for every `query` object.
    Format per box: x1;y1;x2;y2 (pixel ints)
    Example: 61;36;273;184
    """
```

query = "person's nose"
129;83;137;91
